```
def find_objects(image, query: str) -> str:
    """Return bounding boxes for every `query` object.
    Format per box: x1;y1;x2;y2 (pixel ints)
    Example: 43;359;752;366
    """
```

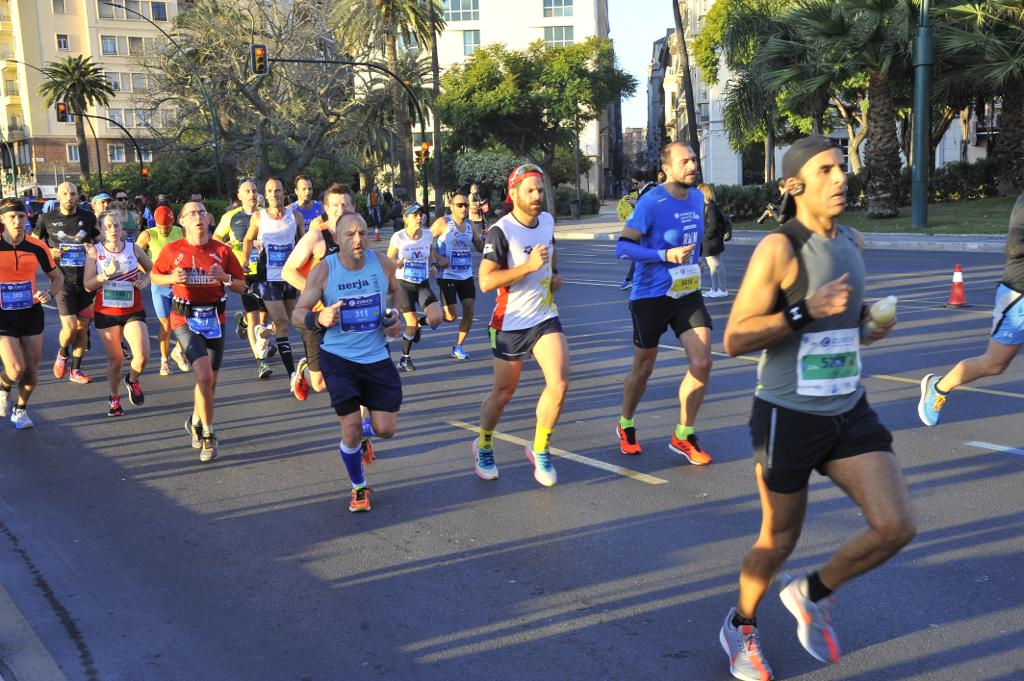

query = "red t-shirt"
152;238;244;330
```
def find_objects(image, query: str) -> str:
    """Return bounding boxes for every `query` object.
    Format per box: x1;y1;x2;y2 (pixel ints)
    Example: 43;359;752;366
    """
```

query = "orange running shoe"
290;368;309;401
68;369;92;384
53;352;68;379
616;424;642;455
669;433;712;465
349;486;372;512
361;438;375;465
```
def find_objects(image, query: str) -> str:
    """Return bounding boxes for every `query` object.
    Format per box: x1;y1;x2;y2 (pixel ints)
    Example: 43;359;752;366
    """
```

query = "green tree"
437;38;636;216
38;55;115;180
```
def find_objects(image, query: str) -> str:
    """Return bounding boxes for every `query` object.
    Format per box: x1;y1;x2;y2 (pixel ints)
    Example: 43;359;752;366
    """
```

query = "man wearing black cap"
718;136;915;681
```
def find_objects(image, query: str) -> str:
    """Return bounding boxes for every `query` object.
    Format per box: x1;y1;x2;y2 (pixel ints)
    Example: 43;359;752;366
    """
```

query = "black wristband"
304;310;321;331
782;300;814;331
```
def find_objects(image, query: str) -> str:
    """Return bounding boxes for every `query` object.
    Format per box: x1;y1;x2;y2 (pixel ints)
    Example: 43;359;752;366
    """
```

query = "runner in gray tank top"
717;136;916;681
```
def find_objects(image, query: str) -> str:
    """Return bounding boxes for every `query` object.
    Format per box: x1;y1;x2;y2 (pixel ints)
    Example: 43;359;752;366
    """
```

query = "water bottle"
381;307;398;329
861;295;897;345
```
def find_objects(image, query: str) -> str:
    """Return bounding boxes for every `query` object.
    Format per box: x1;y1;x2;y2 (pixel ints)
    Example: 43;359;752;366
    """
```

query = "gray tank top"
756;220;866;415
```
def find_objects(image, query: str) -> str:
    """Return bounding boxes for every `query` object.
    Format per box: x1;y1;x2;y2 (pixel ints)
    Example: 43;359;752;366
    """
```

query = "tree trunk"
429;1;443;214
991;83;1024;194
959;106;969;163
73;108;91;179
864;72;901;218
385;33;415;200
359;170;371;193
764;124;775;184
672;0;702;181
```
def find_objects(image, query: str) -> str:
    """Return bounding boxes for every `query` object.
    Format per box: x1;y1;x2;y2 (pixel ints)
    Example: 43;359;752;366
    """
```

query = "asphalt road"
1;238;1021;681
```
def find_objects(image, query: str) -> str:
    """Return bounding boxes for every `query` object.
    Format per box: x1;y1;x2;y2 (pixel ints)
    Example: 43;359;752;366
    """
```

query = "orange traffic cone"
945;264;970;308
374;226;381;242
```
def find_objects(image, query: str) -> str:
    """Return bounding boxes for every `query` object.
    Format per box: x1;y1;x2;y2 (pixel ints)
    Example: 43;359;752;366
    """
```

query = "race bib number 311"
341;293;382;332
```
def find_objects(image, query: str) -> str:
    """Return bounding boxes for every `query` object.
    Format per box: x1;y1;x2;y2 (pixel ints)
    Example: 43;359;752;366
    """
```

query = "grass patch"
734;195;1016;235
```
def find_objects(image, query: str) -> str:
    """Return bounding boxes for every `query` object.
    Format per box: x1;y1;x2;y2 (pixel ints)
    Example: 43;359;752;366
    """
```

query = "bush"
617;191;639;221
929;157;999;202
714;183;779;221
553;187;599;216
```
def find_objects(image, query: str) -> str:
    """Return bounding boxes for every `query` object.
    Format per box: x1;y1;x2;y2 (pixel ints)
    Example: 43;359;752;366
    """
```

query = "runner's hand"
550;272;563;292
33;289;50;304
50;247;61;261
209;263;226;282
133;273;149;289
171;267;188;284
808;273;851;318
103;258;120;277
436;256;450;269
384;317;402;340
664;245;694;264
317;301;343;328
527;244;549;272
862;314;896;344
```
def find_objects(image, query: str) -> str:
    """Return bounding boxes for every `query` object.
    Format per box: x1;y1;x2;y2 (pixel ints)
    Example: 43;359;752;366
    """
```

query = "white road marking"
965;441;1024;457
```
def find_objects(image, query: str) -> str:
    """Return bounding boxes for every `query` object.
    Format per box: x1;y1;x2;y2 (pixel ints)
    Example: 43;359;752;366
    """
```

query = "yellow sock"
533;426;553;453
478;428;494;450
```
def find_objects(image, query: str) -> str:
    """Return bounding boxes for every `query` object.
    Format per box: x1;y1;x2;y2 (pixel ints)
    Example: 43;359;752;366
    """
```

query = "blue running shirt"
624;184;705;301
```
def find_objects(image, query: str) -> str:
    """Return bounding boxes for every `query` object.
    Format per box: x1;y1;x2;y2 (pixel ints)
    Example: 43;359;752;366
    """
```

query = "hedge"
553;187;600;216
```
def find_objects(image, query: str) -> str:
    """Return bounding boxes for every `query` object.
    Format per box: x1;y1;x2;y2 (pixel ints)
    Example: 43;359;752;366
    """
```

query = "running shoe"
160;359;171;376
349;486;372;512
361;417;374;439
669;433;713;465
917;373;945;427
10;408;33;430
185;416;202;449
361;438;375;465
107;396;124;417
68;369;92;384
619;279;633;291
779;573;841;664
234;311;247;340
200;433;218;463
524;445;557;487
53;351;68;379
398;355;415;372
290;369;309;402
616;424;642;455
256;360;273;379
171;345;190;373
255;323;275;340
124;374;144;406
720;608;774;681
473;440;499;480
0;384;9;418
449;345;469;360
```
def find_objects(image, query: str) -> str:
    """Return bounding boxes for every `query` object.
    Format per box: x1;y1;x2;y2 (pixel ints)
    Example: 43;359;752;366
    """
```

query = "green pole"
911;0;932;229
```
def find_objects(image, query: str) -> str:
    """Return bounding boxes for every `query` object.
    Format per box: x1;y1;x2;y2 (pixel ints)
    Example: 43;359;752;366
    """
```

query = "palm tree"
39;55;114;180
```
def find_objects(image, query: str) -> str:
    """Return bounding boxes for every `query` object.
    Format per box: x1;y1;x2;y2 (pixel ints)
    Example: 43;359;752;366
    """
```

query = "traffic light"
55;101;69;123
251;44;269;76
416;142;430;166
415;149;424;166
141;166;150;182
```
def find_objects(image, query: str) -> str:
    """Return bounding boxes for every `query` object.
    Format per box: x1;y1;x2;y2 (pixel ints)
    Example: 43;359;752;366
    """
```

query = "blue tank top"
320;250;390;364
290;200;324;227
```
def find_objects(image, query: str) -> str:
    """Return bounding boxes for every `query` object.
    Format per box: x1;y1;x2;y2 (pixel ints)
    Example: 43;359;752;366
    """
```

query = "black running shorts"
629;293;711;349
398;280;438;313
172;324;226;371
0;304;44;338
439;277;476;308
489;316;563;361
320;350;403;416
55;287;95;317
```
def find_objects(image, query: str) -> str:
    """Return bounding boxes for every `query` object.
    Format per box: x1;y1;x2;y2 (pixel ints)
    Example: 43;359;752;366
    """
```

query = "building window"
131;73;147;92
107;108;123;127
108;144;126;163
135;108;151;127
98;1;116;18
52;0;66;12
151;2;167;21
101;35;118;55
67;144;79;162
56;34;70;51
138;148;152;162
444;0;479;22
125;0;142;18
17;143;30;165
463;30;480;56
105;72;121;91
544;26;573;47
543;0;573;18
129;36;144;56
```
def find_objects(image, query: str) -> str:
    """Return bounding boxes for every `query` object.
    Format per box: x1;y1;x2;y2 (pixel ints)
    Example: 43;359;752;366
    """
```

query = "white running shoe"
11;408;33;430
0;384;9;418
524;445;557;487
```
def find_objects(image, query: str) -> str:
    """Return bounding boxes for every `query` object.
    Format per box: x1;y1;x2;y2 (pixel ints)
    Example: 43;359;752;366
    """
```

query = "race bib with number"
187;306;222;340
0;281;33;311
340;293;383;332
666;264;701;299
102;279;135;309
450;250;472;272
60;243;86;267
403;260;428;284
796;328;861;397
265;243;292;282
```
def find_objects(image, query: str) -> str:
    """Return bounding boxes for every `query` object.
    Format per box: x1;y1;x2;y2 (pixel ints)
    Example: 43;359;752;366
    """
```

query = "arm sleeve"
482;226;509;267
616;238;664;262
1005;194;1024;261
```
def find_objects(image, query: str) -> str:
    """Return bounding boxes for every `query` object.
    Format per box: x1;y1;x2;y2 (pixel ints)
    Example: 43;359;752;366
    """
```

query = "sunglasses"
116;196;128;201
453;202;468;208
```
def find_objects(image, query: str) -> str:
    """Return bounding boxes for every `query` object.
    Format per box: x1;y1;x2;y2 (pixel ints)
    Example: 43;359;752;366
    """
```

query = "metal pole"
911;0;932;229
428;1;443;213
82;112;104;189
74;111;146;187
574;112;581;214
101;1;223;197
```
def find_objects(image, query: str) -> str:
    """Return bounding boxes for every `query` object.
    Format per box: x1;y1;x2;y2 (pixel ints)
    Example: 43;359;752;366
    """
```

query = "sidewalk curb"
0;584;68;681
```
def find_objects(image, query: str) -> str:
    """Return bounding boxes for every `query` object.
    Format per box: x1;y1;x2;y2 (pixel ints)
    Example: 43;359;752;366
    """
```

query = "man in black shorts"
614;142;713;465
387;203;442;372
718;136;914;681
36;181;99;384
0;198;63;429
430;192;484;360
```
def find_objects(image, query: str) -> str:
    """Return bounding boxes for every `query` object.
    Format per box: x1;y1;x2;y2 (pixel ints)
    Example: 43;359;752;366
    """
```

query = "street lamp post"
100;1;223;197
911;0;933;229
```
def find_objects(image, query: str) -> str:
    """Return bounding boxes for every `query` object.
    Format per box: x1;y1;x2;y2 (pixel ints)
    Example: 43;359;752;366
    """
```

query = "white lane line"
965;441;1024;457
446;419;669;485
562;279;622;288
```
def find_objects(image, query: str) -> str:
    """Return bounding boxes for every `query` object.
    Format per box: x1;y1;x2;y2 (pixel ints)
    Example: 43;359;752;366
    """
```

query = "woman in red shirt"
84;211;153;417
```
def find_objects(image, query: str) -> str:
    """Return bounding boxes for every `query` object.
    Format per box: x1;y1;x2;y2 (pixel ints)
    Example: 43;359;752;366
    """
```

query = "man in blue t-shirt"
613;142;714;465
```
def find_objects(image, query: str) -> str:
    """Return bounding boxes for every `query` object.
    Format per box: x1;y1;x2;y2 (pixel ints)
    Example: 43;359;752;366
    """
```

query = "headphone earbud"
789;181;806;196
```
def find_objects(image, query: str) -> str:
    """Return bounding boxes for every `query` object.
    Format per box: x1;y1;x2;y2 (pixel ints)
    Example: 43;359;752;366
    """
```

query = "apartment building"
431;0;619;196
1;0;175;196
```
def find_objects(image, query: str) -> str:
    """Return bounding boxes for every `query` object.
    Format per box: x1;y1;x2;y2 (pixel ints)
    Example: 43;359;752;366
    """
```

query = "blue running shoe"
473;440;498;480
917;373;946;427
450;345;469;360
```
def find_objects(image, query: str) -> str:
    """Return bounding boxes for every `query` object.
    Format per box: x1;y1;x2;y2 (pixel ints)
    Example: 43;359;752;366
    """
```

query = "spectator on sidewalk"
699;182;731;298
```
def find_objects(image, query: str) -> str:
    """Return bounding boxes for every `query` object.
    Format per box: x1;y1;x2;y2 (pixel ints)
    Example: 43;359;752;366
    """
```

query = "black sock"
71;355;82;371
59;345;70;358
935;374;949;395
402;336;413;355
277;338;295;375
732;612;756;628
0;379;11;391
806;571;833;602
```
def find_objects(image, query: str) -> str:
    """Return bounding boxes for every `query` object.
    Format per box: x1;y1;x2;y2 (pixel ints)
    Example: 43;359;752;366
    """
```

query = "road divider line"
871;374;1024;399
965;441;1024;457
446;419;669;485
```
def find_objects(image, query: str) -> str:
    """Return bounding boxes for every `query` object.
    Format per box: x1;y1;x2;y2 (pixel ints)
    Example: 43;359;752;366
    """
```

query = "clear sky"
608;0;676;132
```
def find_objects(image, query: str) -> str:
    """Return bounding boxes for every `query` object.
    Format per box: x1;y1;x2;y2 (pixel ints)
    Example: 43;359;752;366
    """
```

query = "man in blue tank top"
718;136;913;681
289;175;324;227
292;213;406;513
